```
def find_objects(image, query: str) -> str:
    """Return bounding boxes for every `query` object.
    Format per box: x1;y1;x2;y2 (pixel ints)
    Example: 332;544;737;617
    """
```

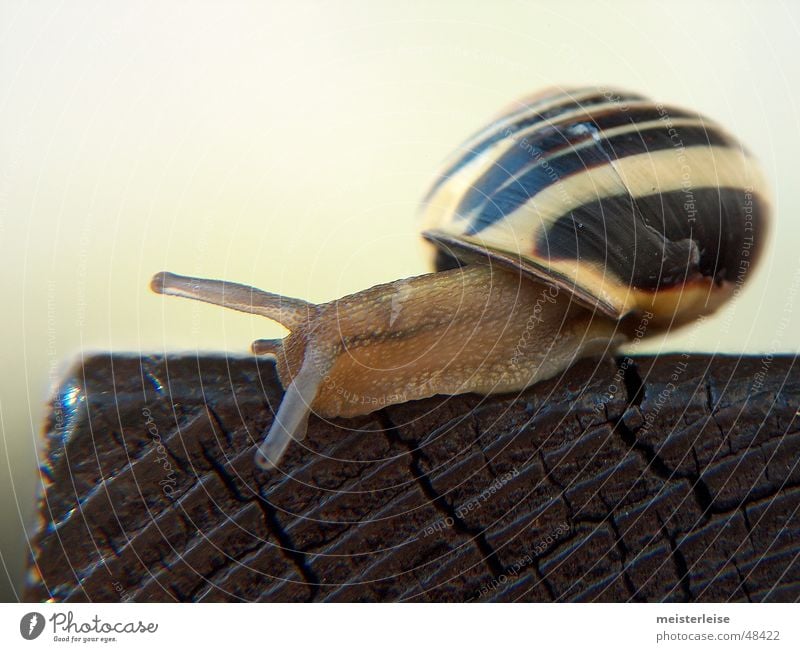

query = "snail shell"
423;86;769;329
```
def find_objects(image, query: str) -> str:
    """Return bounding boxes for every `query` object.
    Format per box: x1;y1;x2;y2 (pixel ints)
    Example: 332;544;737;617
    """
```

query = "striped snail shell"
152;86;770;471
423;86;769;329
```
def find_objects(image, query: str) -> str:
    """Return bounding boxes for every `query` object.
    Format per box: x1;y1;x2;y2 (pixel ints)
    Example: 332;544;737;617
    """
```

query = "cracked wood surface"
25;352;800;602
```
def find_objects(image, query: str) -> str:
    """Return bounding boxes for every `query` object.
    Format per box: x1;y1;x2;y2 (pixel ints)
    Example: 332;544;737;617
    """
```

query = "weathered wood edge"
24;352;800;602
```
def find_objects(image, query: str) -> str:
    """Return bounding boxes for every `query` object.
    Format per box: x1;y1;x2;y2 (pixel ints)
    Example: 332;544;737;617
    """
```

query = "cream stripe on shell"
426;145;767;317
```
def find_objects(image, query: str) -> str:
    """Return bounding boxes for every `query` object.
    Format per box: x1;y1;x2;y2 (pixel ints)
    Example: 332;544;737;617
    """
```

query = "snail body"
152;87;769;470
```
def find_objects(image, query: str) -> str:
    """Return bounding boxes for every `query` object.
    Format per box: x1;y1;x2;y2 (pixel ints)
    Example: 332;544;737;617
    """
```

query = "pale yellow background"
1;0;799;600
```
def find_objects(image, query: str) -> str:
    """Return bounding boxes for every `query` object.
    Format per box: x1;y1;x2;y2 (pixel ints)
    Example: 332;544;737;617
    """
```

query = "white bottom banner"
0;602;797;651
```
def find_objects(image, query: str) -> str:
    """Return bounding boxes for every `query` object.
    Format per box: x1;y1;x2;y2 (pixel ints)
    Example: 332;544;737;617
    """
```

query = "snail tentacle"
150;271;313;330
254;342;333;470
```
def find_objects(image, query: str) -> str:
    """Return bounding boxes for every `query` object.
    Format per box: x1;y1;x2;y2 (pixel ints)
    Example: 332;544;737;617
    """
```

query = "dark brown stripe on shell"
535;187;766;291
423;89;648;201
459;114;727;234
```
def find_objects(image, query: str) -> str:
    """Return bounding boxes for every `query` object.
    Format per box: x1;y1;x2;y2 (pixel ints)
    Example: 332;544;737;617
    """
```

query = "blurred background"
1;0;799;601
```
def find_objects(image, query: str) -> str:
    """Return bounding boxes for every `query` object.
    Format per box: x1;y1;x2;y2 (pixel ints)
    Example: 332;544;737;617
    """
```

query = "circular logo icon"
20;612;45;640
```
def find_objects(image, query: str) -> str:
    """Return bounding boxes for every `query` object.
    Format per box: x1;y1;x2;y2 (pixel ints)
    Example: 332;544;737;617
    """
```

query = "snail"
151;86;769;470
